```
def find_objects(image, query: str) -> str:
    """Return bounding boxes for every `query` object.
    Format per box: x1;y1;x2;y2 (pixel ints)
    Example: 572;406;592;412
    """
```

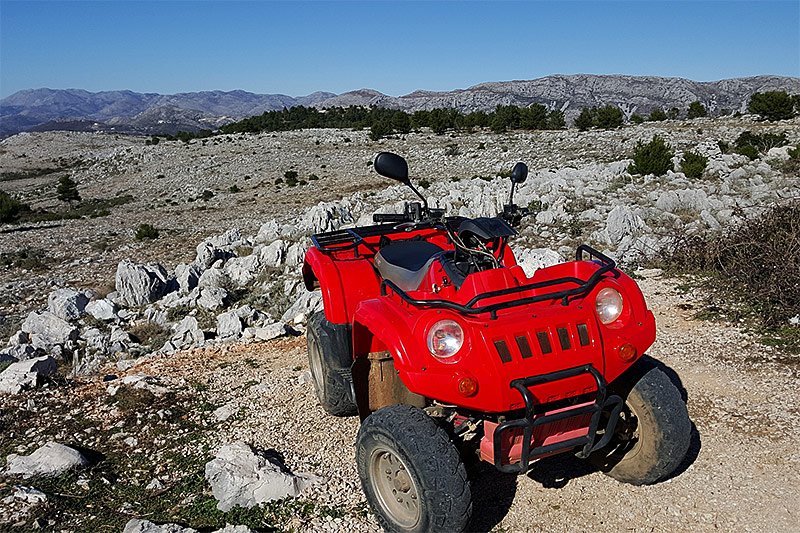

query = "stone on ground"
5;442;89;478
204;441;313;511
0;355;57;394
47;288;89;321
115;261;170;307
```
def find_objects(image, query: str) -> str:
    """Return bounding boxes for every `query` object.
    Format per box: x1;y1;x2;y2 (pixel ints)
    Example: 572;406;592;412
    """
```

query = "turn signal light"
619;343;637;362
457;376;479;397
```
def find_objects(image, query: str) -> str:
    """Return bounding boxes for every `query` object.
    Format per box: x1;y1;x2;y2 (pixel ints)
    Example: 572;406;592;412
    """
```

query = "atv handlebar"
372;213;411;224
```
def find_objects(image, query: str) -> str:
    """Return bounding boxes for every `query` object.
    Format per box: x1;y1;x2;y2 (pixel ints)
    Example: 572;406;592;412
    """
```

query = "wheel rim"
608;400;642;458
307;336;324;395
369;446;421;529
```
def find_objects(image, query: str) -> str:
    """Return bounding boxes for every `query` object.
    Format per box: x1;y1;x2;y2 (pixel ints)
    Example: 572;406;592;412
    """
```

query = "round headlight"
427;319;464;362
595;287;624;324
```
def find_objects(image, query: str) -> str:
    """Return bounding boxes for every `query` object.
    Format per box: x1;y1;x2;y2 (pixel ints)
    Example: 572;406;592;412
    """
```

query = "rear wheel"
357;404;472;532
591;357;690;485
306;311;357;417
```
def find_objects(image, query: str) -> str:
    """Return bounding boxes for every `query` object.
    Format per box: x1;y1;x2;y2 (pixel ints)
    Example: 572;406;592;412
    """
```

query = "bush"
284;171;299;187
56;176;80;202
135;223;159;240
680;150;708;179
648;108;667;122
667;107;680;119
628;135;675;176
200;190;214;201
229;185;241;193
418;178;431;189
574;108;594;131
595;105;624;129
0;191;29;223
687;101;707;119
547;110;566;129
369;120;392;141
748;91;796;121
657;201;800;349
444;143;460;157
736;144;759;161
630;114;645;124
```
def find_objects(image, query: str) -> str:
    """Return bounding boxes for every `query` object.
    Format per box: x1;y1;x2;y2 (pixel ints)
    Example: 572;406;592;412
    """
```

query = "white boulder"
116;261;170;307
5;442;89;478
47;288;89;321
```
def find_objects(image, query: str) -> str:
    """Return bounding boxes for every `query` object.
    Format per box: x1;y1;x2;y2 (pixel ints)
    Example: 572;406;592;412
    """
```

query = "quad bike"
302;152;690;532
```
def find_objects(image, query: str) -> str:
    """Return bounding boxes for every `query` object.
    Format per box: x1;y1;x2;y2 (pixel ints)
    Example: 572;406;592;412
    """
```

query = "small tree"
628;135;675;176
630;114;645;124
369;120;392;141
135;223;159;240
667;107;680;119
595;105;624;129
574;108;595;131
681;151;708;179
687;101;707;119
56;176;80;203
547;110;566;130
748;91;795;121
0;191;29;223
648;108;667;122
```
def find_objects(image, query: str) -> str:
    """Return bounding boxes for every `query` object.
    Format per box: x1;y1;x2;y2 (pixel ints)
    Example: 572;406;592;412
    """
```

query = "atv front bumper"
480;364;623;474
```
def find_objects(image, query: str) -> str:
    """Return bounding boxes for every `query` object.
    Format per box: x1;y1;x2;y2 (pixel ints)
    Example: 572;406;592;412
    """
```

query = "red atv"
302;152;690;532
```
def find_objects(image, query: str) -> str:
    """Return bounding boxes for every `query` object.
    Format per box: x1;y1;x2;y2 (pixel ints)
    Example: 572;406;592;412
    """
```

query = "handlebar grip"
373;213;409;223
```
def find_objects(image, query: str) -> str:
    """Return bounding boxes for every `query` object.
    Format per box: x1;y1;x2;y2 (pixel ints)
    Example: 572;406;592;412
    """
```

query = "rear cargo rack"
311;222;409;253
381;245;617;318
493;364;623;474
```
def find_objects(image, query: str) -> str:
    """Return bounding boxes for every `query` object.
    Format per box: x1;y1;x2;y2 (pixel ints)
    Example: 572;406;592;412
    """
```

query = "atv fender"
351;298;426;417
302;247;381;324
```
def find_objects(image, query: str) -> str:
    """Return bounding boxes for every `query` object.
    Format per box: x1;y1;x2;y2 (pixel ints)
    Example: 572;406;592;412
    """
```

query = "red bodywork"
303;224;656;465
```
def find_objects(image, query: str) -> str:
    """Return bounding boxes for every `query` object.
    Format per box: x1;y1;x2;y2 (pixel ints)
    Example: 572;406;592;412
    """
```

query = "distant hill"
1;75;798;137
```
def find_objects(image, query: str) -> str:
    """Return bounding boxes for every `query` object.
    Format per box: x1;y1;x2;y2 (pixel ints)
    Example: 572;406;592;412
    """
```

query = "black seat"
375;241;443;292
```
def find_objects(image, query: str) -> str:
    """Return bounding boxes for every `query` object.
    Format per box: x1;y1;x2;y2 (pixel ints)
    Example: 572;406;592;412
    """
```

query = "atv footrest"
490;364;623;474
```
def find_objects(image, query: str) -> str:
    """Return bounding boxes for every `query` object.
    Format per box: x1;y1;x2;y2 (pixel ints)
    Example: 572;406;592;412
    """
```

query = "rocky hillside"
2;74;798;137
0;115;799;530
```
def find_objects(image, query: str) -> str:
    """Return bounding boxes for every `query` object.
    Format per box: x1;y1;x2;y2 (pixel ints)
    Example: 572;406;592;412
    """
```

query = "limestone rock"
514;248;562;278
5;442;89;478
198;287;228;310
116;261;170;307
21;311;79;350
0;355;58;394
47;288;89;321
280;291;322;324
175;263;201;294
85;299;117;321
204;441;314;511
0;344;40;362
216;310;244;340
162;316;204;353
605;205;647;245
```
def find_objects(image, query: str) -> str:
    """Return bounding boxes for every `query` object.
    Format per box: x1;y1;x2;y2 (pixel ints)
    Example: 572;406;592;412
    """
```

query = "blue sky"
1;0;798;98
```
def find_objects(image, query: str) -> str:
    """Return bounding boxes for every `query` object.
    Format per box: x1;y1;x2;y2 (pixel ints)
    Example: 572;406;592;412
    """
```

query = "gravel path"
173;273;798;532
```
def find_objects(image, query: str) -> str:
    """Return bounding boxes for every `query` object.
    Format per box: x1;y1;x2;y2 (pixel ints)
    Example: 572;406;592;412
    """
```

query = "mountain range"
1;74;798;137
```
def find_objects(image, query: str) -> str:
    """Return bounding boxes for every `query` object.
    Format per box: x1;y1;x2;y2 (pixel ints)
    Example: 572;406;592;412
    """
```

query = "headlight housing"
427;319;464;362
595;287;624;324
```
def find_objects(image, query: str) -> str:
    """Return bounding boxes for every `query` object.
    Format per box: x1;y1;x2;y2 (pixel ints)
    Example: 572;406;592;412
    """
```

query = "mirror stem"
406;181;429;212
509;181;517;205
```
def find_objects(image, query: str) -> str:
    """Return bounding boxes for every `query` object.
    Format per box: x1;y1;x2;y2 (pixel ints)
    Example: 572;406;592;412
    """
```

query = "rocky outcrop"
5;442;89;478
0;355;57;394
115;261;170;307
204;441;315;511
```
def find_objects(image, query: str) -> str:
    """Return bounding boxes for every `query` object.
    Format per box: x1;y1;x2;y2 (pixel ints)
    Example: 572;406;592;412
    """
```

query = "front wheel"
590;357;691;485
356;404;472;532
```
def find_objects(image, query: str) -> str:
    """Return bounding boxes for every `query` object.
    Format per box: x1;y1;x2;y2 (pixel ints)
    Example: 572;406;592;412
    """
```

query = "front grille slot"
515;335;533;359
577;323;590;346
536;331;552;354
557;327;571;350
494;340;513;363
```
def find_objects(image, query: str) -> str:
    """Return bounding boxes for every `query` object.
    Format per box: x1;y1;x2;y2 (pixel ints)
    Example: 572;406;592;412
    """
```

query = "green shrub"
283;170;299;187
369;120;391;141
667;107;680;119
574;108;595;131
628;135;675;176
308;174;319;181
56;176;80;202
736;144;759;161
717;140;730;154
648;108;667;122
228;185;241;193
681;150;708;179
595;105;624;129
547;110;566;129
418;178;431;189
687;101;707;119
0;191;30;223
657;201;800;350
630;114;645;124
748;91;796;121
135;223;159;240
200;190;214;201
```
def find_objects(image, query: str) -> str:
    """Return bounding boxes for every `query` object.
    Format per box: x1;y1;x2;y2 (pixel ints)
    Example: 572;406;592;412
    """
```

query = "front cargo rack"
380;244;618;318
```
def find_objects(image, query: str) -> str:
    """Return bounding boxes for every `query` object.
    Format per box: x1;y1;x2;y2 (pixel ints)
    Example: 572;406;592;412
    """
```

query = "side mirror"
374;152;409;184
511;162;528;184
